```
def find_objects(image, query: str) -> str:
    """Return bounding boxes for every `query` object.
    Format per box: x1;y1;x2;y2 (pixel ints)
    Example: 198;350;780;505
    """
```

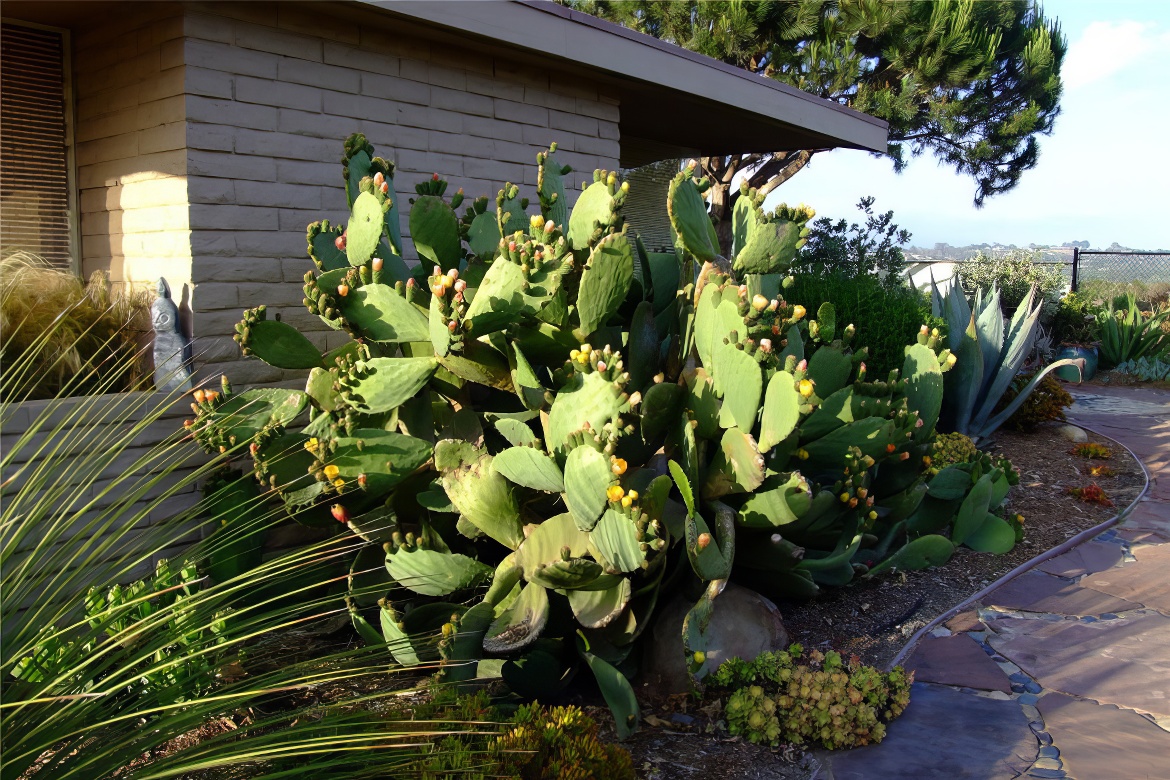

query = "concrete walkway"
816;385;1170;780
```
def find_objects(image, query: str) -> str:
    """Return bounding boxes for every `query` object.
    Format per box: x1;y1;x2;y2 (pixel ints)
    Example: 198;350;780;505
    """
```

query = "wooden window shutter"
1;21;74;268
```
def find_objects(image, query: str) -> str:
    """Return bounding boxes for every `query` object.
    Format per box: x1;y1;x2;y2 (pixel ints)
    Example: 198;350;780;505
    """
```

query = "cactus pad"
563;445;614;532
386;546;491;597
577;232;634;336
494;446;565;493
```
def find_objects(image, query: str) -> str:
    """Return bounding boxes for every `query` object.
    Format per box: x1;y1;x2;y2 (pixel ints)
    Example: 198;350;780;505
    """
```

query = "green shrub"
996;371;1073;431
710;645;912;750
785;272;942;376
0;251;152;401
1050;292;1101;346
792;196;910;281
956;250;1066;316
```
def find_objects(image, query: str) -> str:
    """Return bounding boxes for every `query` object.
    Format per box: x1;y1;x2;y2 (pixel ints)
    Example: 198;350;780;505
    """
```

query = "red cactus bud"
373;171;384;186
697;532;712;550
183;419;193;428
453;279;466;293
372;256;383;272
406;277;415;288
358;473;368;488
448;321;457;333
249;442;259;456
331;504;349;523
432;172;440;181
380;181;389;195
337;283;349;297
335;234;346;250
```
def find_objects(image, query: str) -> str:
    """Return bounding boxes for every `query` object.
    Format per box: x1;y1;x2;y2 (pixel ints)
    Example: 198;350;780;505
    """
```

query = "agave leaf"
976;358;1083;438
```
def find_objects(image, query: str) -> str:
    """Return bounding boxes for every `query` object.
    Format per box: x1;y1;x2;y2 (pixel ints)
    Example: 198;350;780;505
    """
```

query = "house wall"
179;2;622;386
73;5;193;296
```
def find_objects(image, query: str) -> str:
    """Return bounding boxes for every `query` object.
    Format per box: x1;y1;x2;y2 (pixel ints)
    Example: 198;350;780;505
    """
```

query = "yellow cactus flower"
305;437;319;452
627;490;638;501
606;485;625;503
333;478;345;488
610;457;627;476
792;304;807;321
799;379;814;397
621;496;633;508
323;464;340;480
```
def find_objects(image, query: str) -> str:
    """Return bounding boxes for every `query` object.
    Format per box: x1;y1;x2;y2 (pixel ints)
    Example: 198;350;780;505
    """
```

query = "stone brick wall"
180;3;622;386
74;4;192;294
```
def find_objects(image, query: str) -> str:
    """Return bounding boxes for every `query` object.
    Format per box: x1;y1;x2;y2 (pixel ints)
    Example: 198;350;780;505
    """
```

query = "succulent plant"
710;645;912;750
188;135;1011;728
931;432;978;471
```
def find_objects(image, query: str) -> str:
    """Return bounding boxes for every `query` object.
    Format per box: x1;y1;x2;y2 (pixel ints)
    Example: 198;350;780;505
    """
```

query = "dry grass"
0;251;153;400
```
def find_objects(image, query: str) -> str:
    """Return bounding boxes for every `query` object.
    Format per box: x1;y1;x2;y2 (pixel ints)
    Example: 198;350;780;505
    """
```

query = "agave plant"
0;324;500;779
1096;293;1169;369
931;277;1081;441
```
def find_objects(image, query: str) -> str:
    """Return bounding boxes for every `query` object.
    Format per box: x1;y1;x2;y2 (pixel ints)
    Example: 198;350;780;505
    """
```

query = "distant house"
1;1;886;384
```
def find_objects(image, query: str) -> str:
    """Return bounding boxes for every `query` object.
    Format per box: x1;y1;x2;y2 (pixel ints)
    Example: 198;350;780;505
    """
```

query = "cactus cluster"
188;134;1018;728
711;645;912;750
882;449;1021;563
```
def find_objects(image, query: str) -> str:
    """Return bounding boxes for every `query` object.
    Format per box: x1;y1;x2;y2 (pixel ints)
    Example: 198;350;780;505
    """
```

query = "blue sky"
766;0;1170;250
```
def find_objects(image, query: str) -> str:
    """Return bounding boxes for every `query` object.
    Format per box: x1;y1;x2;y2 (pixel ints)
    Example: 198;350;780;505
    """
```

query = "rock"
643;582;789;693
1057;424;1088;443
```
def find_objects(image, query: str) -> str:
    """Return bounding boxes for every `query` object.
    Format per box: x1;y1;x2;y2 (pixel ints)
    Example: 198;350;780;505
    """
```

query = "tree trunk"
702;151;818;258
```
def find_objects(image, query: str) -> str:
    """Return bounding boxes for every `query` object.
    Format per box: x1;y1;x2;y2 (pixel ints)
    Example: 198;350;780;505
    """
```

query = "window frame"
1;17;80;273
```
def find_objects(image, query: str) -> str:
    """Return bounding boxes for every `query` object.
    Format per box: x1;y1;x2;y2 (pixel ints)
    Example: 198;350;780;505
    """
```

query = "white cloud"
1062;20;1163;89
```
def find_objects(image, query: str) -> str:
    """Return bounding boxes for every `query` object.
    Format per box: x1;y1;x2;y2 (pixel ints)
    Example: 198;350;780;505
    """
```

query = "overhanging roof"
364;0;889;167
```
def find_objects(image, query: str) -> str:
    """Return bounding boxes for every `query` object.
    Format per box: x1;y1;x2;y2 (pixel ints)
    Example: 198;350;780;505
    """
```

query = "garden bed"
588;422;1144;779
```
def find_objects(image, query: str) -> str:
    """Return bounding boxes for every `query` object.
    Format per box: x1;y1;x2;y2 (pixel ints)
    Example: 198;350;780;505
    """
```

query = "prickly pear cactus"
188;132;992;732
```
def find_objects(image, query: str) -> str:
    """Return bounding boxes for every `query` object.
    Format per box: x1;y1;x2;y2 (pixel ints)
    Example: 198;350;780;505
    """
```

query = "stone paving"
815;385;1170;779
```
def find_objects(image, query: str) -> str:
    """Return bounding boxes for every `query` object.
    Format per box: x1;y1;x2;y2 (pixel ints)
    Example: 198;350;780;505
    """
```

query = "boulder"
642;582;789;693
1058;424;1089;443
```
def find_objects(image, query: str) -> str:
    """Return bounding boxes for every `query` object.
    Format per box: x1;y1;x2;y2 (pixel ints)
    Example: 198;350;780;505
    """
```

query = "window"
1;19;77;269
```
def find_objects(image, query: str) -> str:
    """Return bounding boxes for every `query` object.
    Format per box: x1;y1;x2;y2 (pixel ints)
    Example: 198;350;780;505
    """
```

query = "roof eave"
357;0;889;161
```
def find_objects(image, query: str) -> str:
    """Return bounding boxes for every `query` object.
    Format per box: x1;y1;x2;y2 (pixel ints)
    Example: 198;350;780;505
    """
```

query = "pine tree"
572;0;1065;254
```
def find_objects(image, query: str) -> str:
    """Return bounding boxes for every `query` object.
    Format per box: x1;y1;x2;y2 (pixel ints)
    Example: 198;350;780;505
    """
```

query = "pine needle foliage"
572;0;1066;253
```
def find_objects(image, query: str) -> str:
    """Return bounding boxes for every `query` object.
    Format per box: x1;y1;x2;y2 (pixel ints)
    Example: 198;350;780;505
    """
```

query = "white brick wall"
74;7;191;295
180;4;621;385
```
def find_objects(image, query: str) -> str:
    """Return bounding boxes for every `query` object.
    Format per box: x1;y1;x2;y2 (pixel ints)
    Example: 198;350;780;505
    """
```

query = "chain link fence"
1072;249;1170;305
903;249;1170;307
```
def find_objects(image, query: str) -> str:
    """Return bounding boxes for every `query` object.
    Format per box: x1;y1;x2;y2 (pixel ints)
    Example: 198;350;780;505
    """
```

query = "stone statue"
152;278;192;393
